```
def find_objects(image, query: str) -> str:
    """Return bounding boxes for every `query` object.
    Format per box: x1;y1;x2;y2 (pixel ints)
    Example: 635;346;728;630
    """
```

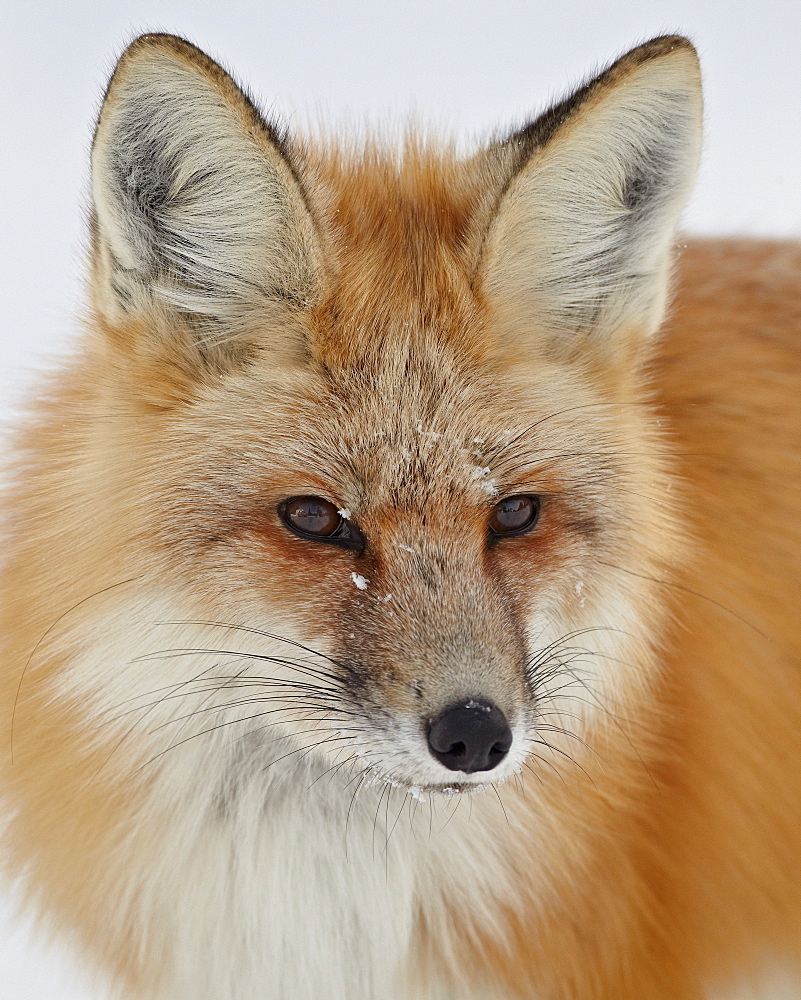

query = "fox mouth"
364;772;499;801
354;750;525;800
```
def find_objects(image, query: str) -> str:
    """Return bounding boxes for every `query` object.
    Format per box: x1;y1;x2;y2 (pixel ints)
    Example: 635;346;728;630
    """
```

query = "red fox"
1;32;799;1000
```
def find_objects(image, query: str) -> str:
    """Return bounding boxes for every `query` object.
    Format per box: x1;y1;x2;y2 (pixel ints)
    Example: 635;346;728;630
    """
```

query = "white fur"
47;553;651;998
54;587;546;999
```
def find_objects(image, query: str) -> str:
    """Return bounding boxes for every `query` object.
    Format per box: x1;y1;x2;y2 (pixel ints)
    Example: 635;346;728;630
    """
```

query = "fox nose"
427;700;512;773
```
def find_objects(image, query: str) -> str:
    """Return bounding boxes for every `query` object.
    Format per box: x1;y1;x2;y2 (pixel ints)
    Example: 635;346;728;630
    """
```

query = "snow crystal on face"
414;422;442;443
364;772;428;802
464;699;492;713
465;462;499;496
395;543;416;554
351;572;369;591
380;593;393;603
337;508;351;520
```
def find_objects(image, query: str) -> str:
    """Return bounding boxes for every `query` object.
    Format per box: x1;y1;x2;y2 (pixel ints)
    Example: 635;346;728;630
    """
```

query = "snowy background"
2;1;800;996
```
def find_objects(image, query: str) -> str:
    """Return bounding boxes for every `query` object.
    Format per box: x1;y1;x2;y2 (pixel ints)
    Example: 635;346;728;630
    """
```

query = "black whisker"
12;575;142;763
599;561;770;639
345;771;368;861
491;784;510;826
150;620;356;674
531;737;596;787
132;647;344;686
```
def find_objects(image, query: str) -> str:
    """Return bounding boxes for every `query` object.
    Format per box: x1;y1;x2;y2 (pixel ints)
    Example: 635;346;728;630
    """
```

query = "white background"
2;1;800;997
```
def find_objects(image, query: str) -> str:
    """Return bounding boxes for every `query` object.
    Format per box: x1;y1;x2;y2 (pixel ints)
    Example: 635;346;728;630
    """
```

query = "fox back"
1;33;799;1000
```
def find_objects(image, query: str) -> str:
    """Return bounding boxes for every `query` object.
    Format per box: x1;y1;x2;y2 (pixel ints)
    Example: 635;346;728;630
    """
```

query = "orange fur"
1;33;798;1000
423;240;801;998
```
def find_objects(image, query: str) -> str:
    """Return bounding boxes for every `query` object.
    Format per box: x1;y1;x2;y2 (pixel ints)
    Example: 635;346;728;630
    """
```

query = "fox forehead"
183;339;616;517
296;143;502;368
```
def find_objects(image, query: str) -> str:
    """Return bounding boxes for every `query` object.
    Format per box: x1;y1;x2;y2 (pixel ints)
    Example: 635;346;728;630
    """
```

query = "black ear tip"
497;35;699;168
621;35;701;83
120;32;211;65
628;34;697;59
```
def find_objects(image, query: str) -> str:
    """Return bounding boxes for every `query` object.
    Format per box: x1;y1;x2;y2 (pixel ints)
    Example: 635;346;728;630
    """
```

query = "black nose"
427;700;512;773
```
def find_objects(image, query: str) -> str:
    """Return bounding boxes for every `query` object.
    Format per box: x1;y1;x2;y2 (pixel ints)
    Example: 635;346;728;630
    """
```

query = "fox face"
46;34;698;807
135;332;657;796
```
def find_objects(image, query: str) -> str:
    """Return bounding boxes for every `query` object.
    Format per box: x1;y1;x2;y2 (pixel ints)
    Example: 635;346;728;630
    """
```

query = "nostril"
427;700;512;774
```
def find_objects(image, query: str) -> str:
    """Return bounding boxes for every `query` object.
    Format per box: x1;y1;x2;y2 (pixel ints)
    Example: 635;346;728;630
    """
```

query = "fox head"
39;34;702;798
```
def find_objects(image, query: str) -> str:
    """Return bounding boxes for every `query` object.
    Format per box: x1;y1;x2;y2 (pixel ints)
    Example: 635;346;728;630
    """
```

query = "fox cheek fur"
2;30;800;1000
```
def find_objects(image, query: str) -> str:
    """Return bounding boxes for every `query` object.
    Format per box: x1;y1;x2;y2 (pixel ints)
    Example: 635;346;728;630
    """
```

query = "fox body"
1;33;799;1000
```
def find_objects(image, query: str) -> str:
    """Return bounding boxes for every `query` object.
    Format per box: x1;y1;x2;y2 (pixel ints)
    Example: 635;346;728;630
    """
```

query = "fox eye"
489;495;541;537
283;496;340;536
278;496;364;552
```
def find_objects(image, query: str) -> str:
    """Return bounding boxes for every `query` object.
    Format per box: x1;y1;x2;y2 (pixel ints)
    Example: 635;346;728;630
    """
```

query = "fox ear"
90;34;322;348
478;36;702;358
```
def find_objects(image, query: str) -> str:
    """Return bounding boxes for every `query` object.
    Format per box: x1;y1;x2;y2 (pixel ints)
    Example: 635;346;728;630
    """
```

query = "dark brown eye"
488;495;540;537
283;496;340;536
278;496;365;552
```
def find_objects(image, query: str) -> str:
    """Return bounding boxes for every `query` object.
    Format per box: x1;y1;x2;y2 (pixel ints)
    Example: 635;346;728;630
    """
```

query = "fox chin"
1;32;799;1000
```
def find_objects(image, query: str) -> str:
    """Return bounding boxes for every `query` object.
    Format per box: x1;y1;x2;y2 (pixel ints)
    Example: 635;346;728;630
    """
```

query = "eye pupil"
489;495;540;536
284;497;341;537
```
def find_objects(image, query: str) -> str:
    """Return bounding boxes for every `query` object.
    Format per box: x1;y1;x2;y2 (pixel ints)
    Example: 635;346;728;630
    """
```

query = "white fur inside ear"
91;42;321;327
481;47;702;345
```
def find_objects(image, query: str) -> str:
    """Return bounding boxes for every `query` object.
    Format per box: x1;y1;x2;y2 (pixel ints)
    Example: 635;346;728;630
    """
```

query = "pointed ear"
90;34;323;349
477;36;702;359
